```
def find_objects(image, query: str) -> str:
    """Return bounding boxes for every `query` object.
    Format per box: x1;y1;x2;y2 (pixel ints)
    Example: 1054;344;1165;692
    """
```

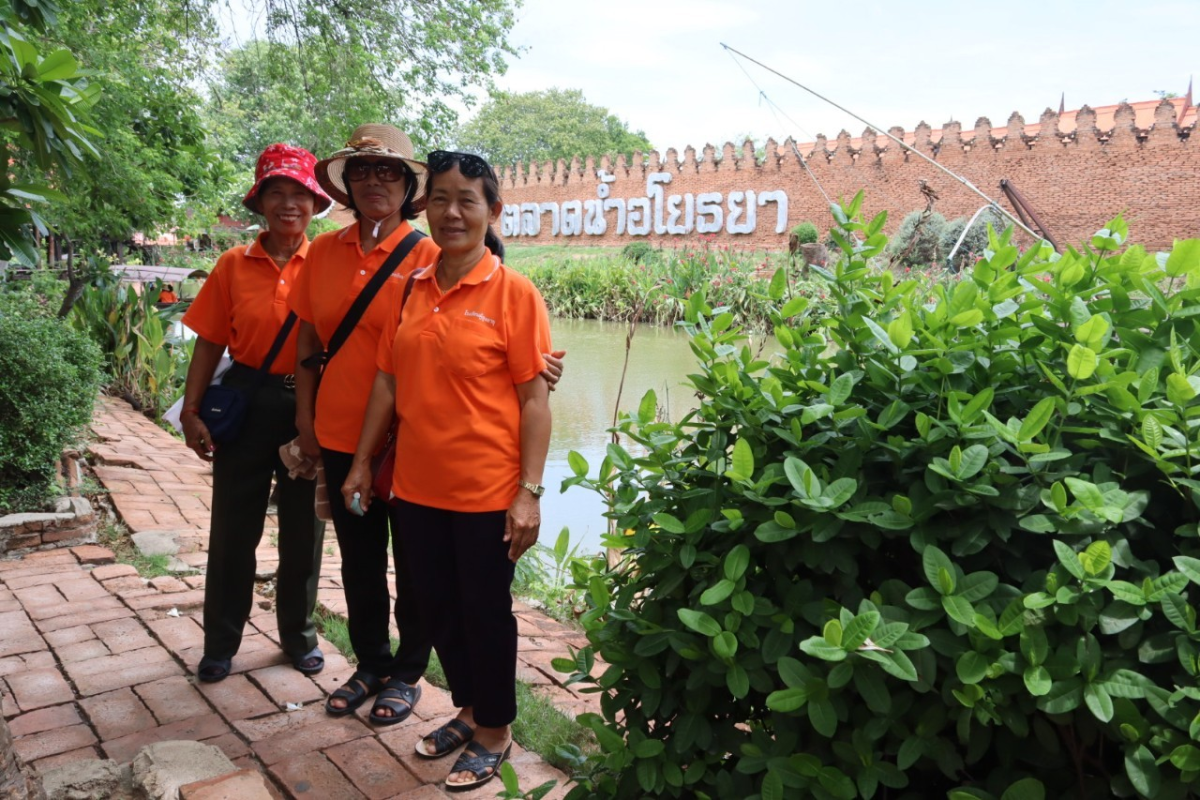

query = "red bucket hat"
242;143;333;214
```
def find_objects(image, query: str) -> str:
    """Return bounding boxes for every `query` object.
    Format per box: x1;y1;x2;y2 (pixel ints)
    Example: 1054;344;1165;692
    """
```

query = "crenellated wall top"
496;98;1195;189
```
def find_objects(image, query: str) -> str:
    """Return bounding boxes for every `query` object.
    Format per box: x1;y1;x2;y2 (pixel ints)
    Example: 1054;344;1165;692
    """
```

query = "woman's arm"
180;336;225;461
505;374;551;562
294;321;323;457
340;369;397;513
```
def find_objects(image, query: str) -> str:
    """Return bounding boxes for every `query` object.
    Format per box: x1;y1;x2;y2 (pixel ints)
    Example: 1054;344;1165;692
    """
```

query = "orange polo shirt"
377;252;551;512
182;233;305;375
290;221;440;452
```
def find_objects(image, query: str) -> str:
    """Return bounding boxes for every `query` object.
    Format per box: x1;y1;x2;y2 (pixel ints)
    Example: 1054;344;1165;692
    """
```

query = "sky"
492;0;1197;150
220;0;1198;151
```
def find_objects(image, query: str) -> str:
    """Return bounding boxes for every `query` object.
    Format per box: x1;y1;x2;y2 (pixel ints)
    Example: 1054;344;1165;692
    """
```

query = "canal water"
542;318;698;557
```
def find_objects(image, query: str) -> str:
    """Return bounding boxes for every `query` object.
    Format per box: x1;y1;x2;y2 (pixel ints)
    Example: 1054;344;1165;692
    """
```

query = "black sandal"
415;718;475;758
368;678;422;726
324;670;384;717
445;740;511;791
197;655;231;684
292;646;324;675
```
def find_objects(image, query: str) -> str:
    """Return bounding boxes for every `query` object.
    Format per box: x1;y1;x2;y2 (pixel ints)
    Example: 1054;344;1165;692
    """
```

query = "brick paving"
0;396;605;798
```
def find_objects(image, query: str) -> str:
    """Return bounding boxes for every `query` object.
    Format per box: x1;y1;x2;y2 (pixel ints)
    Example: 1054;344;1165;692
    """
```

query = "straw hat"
315;124;428;209
242;143;333;214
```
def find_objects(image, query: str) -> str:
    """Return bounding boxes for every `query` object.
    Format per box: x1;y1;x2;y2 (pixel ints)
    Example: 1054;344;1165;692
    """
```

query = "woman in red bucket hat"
178;143;334;683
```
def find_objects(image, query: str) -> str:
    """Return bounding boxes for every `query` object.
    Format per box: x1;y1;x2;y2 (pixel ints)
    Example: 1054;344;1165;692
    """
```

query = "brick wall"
495;99;1199;253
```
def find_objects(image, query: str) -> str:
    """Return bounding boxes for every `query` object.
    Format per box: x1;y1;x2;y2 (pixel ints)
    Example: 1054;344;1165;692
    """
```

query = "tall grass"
507;241;832;331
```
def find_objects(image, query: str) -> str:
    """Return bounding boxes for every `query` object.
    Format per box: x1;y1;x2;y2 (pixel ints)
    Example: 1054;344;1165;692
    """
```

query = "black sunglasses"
427;150;495;180
344;161;407;182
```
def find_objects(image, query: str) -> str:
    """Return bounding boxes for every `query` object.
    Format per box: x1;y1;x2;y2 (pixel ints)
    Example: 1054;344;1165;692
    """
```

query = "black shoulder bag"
199;311;297;444
299;228;427;374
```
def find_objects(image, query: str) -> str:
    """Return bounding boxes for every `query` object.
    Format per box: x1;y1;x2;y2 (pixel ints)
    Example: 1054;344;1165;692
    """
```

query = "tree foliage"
0;0;99;264
26;0;226;249
207;0;520;215
560;201;1200;799
455;88;654;168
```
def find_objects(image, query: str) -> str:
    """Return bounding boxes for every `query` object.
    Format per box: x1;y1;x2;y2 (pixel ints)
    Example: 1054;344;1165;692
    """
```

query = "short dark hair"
343;160;420;221
425;152;505;259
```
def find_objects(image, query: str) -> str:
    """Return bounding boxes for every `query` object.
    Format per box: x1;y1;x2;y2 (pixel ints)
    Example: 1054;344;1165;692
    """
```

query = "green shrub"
941;209;1009;272
0;289;101;513
622;241;656;264
791;221;819;245
70;280;189;419
559;196;1200;799
889;209;947;268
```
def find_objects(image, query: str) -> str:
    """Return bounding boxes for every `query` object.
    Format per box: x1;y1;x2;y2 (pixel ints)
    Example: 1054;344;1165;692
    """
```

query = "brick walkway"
0;396;602;798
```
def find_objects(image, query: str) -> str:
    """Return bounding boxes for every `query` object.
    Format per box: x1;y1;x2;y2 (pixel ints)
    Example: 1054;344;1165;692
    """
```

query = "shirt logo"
464;310;495;326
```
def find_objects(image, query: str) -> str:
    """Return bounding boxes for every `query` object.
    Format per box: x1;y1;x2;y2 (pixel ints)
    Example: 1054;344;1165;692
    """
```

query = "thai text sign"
500;170;790;239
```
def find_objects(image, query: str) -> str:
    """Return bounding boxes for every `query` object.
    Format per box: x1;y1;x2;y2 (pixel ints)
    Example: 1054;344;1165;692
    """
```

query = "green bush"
889;209;947;268
559;196;1200;799
0;289;101;513
70;280;189;419
941;209;1009;272
792;221;819;245
622;241;657;264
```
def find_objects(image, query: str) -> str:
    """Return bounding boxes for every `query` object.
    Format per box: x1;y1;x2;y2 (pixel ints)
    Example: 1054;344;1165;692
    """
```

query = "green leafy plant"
495;761;557;799
557;194;1200;799
0;286;101;512
791;221;819;245
69;275;190;420
889;209;947;268
621;241;657;264
941;209;1009;272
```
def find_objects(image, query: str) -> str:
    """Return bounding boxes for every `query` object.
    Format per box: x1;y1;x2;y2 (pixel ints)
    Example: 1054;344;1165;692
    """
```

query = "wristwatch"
518;480;545;498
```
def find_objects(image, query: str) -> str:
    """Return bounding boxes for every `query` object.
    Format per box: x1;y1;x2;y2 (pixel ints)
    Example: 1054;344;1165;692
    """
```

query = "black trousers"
393;499;517;727
322;449;431;683
204;373;324;660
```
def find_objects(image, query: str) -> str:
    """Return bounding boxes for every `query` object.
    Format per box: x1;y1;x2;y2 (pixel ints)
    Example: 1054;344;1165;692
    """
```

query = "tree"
0;0;99;266
27;0;226;255
454;88;654;168
206;0;521;217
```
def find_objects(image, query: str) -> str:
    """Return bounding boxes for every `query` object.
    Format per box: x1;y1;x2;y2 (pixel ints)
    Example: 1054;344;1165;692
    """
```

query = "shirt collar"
417;250;501;286
245;230;309;261
336;220;414;253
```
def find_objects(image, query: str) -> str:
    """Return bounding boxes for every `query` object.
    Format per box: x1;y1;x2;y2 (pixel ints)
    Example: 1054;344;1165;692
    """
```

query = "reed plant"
509;240;837;331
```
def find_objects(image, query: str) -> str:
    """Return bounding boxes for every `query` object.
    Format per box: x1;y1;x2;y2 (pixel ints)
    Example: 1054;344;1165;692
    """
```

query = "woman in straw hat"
179;143;333;683
291;124;564;724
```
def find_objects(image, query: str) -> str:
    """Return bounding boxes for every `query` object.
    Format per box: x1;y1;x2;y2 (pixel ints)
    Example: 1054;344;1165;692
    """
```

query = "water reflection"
543;318;698;556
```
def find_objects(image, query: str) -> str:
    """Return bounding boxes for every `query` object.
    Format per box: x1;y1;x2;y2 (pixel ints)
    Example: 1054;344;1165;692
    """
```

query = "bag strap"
257;311;298;375
311;228;427;369
400;269;419;317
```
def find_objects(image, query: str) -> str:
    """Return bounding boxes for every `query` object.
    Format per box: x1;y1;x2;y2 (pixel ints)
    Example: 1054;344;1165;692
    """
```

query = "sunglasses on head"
427;150;495;180
344;161;407;182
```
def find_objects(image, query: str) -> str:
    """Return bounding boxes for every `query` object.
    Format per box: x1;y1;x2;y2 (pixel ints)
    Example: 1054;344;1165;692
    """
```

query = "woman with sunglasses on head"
179;144;332;683
341;150;552;791
290;127;563;726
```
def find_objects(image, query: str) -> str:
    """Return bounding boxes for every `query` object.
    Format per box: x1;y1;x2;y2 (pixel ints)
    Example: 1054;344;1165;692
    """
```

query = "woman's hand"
181;413;216;462
504;489;541;562
341;458;375;514
540;350;566;391
295;416;321;459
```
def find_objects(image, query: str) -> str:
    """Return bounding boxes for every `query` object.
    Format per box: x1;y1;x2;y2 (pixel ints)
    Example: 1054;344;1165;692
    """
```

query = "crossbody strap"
258;311;298;375
305;228;427;370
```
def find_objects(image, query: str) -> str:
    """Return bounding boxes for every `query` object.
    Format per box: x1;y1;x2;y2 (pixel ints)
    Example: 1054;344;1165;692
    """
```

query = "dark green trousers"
203;370;324;661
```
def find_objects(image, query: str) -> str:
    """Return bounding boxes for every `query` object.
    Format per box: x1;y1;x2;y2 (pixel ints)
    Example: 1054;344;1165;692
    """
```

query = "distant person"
158;284;178;303
342;150;552;791
179;143;333;684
